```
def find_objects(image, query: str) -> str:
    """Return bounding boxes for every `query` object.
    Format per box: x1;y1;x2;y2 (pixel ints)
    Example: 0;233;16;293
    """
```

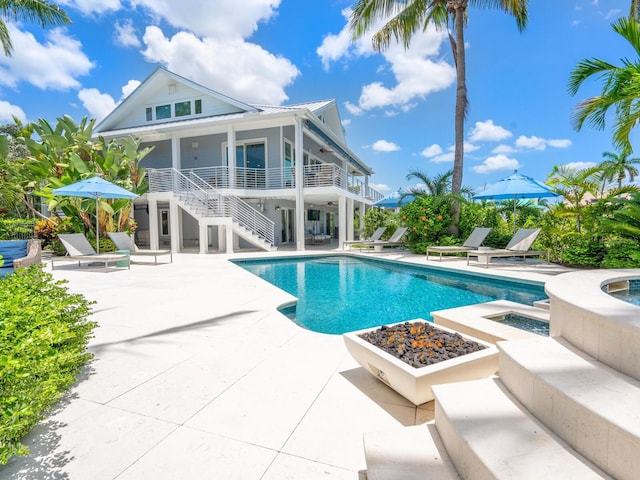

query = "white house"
94;67;383;253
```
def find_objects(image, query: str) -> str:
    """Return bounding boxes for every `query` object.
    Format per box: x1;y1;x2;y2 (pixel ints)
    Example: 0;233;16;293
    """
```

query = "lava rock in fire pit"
359;321;487;368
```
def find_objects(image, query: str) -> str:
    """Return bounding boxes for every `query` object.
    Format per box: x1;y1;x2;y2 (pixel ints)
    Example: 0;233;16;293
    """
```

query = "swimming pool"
233;255;547;334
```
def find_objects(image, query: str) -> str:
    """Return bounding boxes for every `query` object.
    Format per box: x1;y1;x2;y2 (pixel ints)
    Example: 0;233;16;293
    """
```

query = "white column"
171;136;181;170
227;126;236;188
294;116;305;251
148;198;159;250
198;223;208;254
226;223;234;254
217;226;225;253
346;197;354;242
338;196;347;248
170;201;180;253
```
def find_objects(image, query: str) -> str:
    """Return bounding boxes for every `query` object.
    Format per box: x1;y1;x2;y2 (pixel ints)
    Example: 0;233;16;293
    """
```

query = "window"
175;101;191;117
146;99;202;122
156;104;171;119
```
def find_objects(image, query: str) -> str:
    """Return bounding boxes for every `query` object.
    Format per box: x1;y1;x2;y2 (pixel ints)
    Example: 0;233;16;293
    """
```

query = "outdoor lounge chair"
53;233;130;272
108;232;172;264
426;227;492;261
342;227;386;250
0;239;42;277
466;228;548;268
363;227;408;252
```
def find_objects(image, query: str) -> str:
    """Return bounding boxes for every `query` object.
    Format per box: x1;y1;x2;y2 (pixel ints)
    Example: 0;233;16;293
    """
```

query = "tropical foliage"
0;0;70;56
10;115;152;244
568;17;640;152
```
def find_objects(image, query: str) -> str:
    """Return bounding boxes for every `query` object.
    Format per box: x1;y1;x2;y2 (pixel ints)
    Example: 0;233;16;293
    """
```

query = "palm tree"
600;149;640;188
0;0;70;56
568;17;640;153
546;165;600;233
350;0;529;234
632;0;640;21
404;168;473;199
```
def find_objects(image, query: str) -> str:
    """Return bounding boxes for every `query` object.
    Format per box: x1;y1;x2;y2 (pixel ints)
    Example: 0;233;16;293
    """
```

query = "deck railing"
148;168;275;246
182;164;383;201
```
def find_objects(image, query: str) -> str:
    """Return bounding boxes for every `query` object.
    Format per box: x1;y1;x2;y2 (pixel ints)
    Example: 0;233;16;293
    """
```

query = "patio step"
363;423;460;480
432;377;609;479
498;337;640;480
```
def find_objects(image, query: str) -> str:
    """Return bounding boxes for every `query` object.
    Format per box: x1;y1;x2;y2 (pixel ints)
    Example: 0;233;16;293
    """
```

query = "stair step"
432;378;609;479
364;424;460;480
498;337;640;480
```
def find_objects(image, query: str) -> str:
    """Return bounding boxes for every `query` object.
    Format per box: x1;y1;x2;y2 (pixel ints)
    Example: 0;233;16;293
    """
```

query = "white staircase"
364;276;640;479
149;168;276;252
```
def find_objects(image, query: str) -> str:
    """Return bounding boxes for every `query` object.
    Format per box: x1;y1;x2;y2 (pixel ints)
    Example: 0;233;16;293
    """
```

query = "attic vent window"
168;83;176;95
175;101;191;117
195;99;202;114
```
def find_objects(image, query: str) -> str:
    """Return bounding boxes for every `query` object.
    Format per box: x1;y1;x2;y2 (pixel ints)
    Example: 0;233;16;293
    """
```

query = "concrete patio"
1;248;568;479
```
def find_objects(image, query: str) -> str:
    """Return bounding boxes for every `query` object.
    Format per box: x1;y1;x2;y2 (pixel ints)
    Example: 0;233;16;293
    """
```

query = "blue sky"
0;0;632;195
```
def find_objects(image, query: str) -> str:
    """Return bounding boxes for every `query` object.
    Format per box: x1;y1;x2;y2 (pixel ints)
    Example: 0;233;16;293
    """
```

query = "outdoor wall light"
275;206;281;211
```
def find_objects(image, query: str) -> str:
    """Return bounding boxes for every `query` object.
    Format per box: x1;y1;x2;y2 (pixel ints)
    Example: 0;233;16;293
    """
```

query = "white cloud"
122;80;141;98
492;144;516;154
0;25;93;90
473;154;520;173
0;100;26;123
114;19;141;48
130;0;281;40
344;101;363;116
318;9;455;112
370;182;391;192
430;152;455;163
564;161;597;170
468;120;512;142
59;0;121;14
463;142;480;153
421;144;443;158
141;26;299;105
372;140;400;152
515;135;547;150
547;138;572;148
78;88;117;121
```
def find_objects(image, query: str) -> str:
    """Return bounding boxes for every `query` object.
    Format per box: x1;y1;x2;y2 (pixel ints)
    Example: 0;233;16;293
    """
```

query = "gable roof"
94;67;259;133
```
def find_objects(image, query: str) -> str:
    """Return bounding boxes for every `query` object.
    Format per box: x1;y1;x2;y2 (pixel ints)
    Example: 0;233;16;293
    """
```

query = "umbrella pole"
96;197;100;254
513;195;517;234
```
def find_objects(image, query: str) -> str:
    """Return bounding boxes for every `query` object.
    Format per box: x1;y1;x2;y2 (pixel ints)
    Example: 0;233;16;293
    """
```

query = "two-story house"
94;67;383;253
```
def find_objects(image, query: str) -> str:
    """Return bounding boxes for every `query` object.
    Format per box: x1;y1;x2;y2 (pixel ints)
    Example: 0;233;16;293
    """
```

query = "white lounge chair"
54;233;130;271
426;227;492;261
466;228;548;268
342;227;387;250
364;227;408;252
108;232;172;264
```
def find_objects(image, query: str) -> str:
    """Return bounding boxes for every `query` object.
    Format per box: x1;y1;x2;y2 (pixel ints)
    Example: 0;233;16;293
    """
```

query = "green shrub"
400;197;451;253
0;219;37;240
0;266;96;464
559;234;607;268
601;238;640;268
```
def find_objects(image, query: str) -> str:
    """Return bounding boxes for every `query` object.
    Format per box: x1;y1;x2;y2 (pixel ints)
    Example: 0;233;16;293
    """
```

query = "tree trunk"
448;3;467;235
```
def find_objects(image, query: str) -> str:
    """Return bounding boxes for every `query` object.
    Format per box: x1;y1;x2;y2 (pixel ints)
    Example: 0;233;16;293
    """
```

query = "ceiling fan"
319;146;334;154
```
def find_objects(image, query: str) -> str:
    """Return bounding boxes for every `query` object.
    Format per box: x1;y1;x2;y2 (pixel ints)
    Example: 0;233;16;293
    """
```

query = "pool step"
498;337;640;480
432;377;609;479
363;423;460;480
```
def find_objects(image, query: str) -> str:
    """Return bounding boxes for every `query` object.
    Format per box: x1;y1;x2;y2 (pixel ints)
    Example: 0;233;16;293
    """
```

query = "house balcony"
178;165;384;203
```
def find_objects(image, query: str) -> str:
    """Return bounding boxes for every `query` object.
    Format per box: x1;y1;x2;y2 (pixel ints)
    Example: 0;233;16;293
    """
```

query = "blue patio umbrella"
374;189;415;208
52;176;138;253
473;171;559;232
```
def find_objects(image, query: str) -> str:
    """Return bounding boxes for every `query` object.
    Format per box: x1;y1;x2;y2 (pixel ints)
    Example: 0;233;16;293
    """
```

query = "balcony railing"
183;165;383;202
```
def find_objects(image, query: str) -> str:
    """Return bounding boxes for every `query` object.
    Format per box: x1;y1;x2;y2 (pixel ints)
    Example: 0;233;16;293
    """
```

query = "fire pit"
343;320;498;405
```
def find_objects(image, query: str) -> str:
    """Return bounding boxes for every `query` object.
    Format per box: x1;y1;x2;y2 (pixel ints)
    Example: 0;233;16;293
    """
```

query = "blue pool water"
233;255;547;334
607;279;640;306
